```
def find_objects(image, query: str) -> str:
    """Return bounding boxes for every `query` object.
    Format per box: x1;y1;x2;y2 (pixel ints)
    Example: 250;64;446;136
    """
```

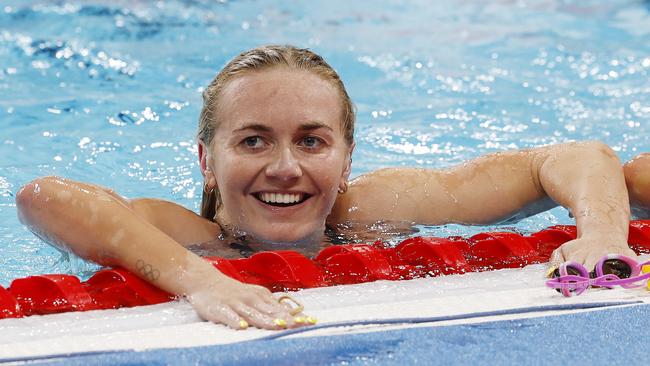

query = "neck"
214;209;327;257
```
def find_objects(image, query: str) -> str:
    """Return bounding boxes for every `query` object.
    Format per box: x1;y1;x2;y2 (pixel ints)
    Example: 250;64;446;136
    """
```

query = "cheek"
214;155;251;195
309;156;345;195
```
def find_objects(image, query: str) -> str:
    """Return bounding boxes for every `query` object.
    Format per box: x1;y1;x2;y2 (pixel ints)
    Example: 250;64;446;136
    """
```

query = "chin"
249;223;324;246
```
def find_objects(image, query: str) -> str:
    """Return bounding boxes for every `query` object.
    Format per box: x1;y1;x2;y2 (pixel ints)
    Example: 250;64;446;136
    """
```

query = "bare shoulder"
329;167;453;224
130;198;220;247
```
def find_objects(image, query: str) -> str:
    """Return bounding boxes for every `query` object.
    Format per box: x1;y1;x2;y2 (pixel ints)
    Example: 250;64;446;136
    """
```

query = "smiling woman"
199;66;353;247
14;45;650;332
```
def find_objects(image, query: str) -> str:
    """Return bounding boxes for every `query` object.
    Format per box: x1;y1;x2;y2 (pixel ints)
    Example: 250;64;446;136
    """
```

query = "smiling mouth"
253;192;311;207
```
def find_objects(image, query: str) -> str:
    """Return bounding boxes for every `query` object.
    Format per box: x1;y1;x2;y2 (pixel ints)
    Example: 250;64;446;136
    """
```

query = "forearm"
91;207;223;297
16;176;226;297
537;142;630;241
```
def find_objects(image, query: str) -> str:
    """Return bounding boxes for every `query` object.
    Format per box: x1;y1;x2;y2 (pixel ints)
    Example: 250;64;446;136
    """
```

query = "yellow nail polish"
293;316;306;324
239;320;249;330
273;318;287;328
305;316;318;325
546;266;558;278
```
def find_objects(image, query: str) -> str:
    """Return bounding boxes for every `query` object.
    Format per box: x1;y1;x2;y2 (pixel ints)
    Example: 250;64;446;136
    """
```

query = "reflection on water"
187;220;420;258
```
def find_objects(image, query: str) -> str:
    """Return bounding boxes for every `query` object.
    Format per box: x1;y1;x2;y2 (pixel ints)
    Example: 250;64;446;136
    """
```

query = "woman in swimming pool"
15;45;650;330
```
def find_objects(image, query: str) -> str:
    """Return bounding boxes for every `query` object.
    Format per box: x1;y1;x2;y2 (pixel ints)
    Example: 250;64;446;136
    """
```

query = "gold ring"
278;295;304;316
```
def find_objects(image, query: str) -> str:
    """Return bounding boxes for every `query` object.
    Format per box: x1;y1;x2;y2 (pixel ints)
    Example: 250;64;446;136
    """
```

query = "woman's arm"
625;153;650;210
331;141;634;268
15;176;303;330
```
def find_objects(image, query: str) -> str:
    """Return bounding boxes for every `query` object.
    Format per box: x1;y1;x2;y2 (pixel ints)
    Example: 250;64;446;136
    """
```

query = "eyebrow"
232;121;333;133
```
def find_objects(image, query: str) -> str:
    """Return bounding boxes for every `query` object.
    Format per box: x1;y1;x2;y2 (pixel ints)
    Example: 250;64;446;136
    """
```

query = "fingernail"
273;318;287;328
545;266;558;278
293;316;306;324
239;320;249;330
305;316;318;325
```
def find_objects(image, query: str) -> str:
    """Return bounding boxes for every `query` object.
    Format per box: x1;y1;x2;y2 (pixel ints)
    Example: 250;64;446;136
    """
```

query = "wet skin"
199;68;353;248
14;66;650;331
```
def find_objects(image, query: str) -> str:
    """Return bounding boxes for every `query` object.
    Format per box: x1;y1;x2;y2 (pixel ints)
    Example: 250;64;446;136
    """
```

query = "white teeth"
258;192;302;204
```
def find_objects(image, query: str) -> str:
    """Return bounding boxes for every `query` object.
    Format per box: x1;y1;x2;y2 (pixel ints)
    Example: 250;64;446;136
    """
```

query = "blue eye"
243;136;265;149
301;136;323;148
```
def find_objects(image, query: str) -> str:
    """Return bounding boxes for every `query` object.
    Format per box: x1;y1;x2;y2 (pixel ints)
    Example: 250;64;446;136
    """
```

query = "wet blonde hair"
198;45;356;221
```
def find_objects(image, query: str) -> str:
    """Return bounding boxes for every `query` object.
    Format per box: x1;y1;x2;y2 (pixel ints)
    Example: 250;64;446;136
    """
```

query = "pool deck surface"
2;261;648;365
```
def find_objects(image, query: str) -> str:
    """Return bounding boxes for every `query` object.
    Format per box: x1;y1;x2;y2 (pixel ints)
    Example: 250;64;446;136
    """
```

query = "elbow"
624;153;650;207
576;140;620;162
15;176;63;225
536;141;623;188
549;141;621;167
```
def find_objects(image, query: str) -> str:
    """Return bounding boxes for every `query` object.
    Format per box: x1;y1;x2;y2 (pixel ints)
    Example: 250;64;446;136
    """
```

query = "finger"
549;248;565;268
239;291;300;328
585;245;637;269
276;293;306;314
274;293;293;309
582;254;599;271
289;311;317;327
256;299;304;326
234;303;288;330
263;293;303;318
244;288;313;328
564;246;588;266
256;294;314;328
245;289;293;317
250;298;280;316
201;302;248;330
246;287;288;312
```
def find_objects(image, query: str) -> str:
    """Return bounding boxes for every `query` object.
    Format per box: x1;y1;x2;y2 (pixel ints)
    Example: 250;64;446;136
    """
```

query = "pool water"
1;0;649;286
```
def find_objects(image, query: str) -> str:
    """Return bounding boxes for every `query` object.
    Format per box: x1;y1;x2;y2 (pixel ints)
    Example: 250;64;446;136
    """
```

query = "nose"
265;146;302;180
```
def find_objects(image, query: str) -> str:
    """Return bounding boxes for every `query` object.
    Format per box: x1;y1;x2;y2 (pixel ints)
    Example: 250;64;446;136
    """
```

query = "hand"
187;275;314;330
549;235;637;271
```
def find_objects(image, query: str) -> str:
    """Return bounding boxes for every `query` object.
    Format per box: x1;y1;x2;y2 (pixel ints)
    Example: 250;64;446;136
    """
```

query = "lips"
253;192;312;207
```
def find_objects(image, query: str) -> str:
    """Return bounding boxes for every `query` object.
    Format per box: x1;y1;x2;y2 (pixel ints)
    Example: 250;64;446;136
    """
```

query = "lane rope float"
2;221;650;318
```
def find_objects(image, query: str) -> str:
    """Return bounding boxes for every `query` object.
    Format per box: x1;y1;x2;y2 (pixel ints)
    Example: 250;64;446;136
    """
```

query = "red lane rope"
2;220;650;319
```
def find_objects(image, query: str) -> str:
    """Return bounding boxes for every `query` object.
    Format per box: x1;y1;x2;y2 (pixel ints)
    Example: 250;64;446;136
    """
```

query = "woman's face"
200;68;353;245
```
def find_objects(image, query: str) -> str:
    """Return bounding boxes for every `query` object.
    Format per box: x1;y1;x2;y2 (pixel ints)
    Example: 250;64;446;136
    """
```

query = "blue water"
1;0;649;286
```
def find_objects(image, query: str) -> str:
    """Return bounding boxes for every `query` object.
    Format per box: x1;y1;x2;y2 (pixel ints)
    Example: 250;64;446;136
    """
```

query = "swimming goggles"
545;255;650;297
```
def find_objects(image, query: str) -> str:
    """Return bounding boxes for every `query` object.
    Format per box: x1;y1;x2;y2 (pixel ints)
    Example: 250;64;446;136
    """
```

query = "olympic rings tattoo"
136;259;160;281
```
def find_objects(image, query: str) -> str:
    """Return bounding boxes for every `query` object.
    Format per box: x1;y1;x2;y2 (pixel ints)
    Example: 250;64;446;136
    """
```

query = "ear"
340;142;355;185
198;139;217;187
